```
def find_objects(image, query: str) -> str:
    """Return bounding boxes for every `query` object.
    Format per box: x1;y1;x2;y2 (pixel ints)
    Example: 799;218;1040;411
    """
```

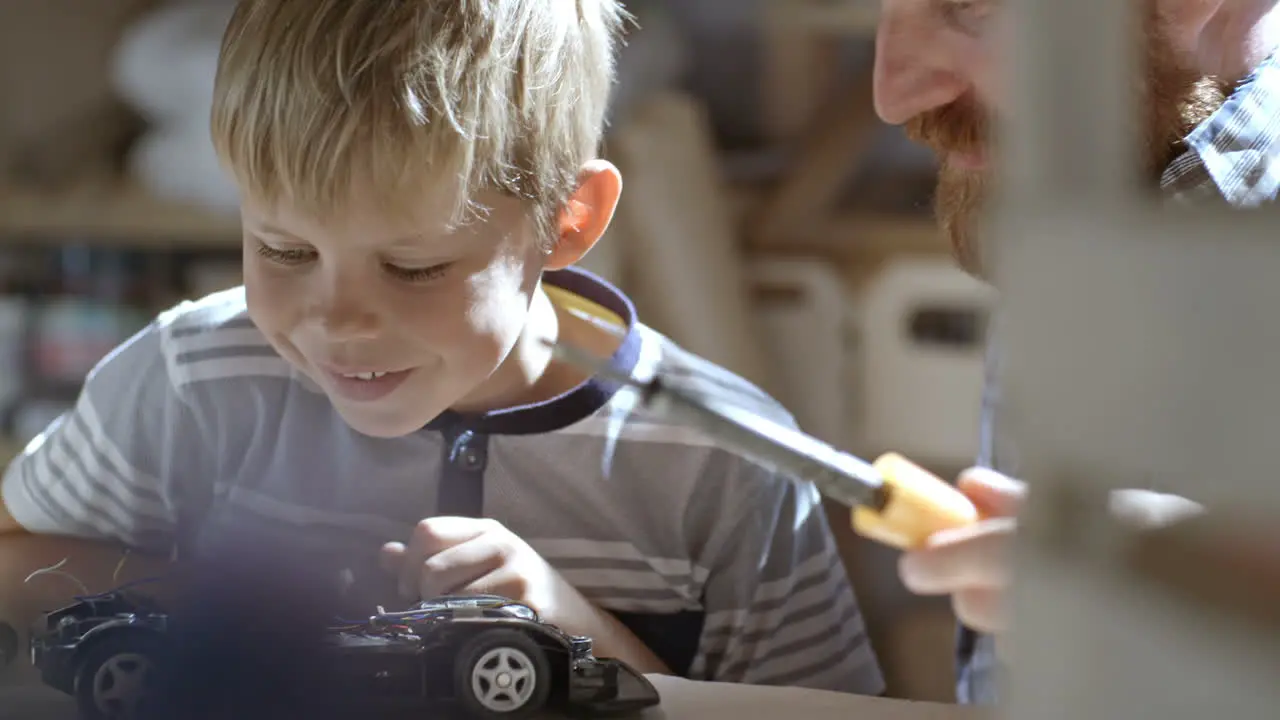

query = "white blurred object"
186;260;244;297
849;256;997;467
128;123;241;214
110;0;235;126
749;258;855;445
111;0;239;215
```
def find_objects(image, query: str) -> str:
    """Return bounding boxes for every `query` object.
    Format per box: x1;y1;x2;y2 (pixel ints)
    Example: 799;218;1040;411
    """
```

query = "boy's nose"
321;307;381;341
322;309;380;341
316;288;381;341
873;11;969;124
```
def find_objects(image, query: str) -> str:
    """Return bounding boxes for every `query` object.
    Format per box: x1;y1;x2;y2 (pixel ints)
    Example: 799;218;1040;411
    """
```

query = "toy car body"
29;587;660;720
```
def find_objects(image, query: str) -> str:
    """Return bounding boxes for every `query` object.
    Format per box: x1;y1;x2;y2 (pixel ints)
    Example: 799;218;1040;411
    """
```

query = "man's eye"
255;242;315;265
385;262;452;283
941;0;995;36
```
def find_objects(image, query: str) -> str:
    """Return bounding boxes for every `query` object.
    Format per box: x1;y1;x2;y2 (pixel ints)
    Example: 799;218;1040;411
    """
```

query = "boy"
0;0;882;694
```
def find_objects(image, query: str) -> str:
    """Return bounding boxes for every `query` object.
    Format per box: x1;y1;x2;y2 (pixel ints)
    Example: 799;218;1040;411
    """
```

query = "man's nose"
873;13;969;124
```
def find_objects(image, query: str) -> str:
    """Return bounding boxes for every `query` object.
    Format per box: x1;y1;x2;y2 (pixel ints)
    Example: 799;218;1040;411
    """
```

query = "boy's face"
240;187;550;438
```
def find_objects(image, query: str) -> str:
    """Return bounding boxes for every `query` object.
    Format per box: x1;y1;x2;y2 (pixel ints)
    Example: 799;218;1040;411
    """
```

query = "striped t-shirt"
1;266;883;693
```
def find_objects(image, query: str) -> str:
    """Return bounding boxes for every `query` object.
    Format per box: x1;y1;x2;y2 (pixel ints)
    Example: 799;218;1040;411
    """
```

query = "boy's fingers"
410;517;491;555
379;542;407;573
957;467;1027;518
411;537;505;600
389;517;492;599
459;566;527;603
899;516;1017;593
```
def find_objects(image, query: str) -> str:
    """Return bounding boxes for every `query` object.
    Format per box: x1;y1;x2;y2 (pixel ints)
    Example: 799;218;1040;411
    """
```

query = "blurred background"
0;0;997;702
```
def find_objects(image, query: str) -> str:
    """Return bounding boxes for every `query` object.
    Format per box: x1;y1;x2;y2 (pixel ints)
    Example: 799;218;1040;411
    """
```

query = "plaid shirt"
958;51;1280;705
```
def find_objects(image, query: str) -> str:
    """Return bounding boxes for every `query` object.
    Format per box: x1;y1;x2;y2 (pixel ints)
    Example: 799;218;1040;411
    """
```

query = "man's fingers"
410;536;506;600
953;587;1007;634
1108;489;1203;530
957;468;1027;518
899;516;1017;593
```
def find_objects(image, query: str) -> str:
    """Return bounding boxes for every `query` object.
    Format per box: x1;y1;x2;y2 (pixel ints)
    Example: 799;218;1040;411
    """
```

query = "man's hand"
381;517;671;674
898;468;1024;634
897;468;1206;635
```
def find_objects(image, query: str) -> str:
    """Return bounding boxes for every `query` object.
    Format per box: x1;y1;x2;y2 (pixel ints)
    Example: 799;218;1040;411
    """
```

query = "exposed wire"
22;549;171;607
23;557;90;596
72;576;168;601
111;548;131;585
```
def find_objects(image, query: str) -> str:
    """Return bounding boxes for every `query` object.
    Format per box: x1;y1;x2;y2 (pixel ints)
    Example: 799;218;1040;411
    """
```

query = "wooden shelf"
747;212;947;259
0;176;241;248
764;0;880;34
0;437;24;465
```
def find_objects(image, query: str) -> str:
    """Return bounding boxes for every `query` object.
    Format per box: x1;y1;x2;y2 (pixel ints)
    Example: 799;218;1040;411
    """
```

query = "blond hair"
210;0;628;240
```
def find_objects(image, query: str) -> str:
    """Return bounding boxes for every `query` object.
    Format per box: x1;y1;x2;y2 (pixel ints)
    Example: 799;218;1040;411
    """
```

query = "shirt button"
459;446;485;471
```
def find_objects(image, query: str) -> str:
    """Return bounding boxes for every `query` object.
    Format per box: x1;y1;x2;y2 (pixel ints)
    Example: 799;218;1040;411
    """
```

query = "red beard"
903;9;1226;277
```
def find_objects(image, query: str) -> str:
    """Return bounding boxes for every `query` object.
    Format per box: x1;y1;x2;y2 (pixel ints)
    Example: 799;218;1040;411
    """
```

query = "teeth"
343;371;389;381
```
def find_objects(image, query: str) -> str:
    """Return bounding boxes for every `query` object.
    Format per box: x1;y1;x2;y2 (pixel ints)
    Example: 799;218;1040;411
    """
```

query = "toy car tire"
72;630;166;720
0;622;17;667
453;628;552;719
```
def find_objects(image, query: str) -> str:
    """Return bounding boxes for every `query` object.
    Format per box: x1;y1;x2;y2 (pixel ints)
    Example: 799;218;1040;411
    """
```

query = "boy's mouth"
322;366;414;401
342;371;390;381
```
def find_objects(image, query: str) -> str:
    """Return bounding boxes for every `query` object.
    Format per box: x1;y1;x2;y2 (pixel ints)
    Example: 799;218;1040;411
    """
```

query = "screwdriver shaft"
551;341;887;510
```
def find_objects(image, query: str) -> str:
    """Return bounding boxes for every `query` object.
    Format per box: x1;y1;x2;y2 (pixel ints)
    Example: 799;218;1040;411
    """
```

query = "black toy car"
28;583;660;720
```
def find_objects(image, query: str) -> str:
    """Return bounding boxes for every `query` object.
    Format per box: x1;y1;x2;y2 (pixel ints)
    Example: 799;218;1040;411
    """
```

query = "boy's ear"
545;159;622;270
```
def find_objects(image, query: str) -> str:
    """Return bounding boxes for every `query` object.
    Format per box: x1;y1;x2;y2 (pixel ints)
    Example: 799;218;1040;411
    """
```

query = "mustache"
903;96;991;156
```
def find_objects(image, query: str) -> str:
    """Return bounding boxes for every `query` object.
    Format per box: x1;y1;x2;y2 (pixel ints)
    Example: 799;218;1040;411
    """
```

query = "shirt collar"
422;266;645;436
1162;52;1280;205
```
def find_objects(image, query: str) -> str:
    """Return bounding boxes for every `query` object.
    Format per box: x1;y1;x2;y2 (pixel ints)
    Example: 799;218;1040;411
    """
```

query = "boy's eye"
384;262;452;283
253;238;451;282
255;241;315;265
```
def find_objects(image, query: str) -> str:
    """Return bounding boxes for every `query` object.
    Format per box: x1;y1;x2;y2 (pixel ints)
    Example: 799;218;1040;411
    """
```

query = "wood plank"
758;19;842;141
0;177;240;248
778;0;881;34
643;673;986;720
747;212;948;260
750;67;883;244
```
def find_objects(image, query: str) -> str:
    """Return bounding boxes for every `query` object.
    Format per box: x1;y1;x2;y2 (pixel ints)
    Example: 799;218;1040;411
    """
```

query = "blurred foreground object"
110;0;240;215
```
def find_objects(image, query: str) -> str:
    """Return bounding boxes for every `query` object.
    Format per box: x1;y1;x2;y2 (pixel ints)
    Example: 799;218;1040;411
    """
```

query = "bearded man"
870;0;1280;704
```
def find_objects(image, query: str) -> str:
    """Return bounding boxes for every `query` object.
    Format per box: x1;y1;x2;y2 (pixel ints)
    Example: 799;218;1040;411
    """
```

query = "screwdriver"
552;341;980;551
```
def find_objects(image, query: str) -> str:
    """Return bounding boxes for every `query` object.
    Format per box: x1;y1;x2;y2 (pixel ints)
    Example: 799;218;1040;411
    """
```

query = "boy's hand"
380;517;672;674
379;516;583;617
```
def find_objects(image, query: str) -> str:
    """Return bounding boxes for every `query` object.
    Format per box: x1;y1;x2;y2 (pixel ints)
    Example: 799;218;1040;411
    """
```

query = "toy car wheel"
73;631;165;720
454;629;551;718
0;622;17;667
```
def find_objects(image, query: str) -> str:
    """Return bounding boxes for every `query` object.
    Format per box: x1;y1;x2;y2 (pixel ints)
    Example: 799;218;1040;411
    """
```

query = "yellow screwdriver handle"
852;453;981;550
